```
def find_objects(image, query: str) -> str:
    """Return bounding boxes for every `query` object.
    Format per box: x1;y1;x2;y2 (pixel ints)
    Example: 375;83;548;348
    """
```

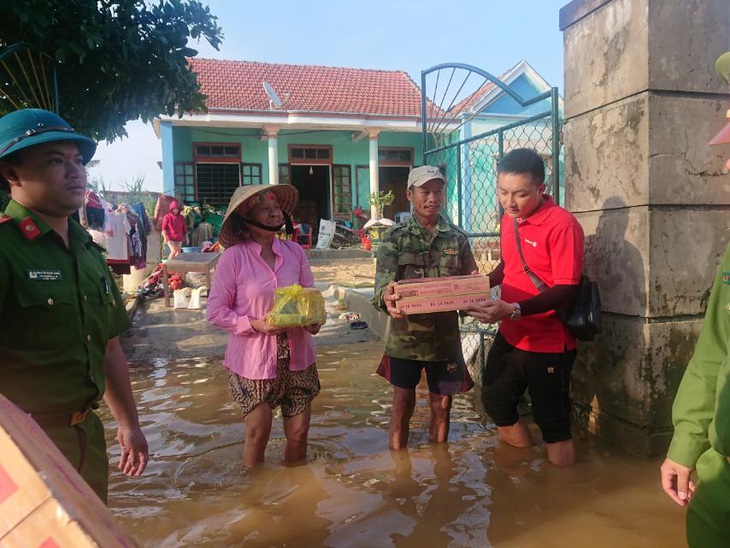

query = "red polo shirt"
499;195;584;352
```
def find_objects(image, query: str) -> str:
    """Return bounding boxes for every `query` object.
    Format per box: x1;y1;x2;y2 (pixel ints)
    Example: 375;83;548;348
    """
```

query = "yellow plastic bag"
267;285;326;327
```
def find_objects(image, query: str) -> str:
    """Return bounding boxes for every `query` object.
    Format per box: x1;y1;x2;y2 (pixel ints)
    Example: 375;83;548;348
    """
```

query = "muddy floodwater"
103;339;687;547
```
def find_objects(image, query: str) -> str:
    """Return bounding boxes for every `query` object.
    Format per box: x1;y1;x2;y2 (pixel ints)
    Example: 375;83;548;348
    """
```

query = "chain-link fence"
420;63;562;375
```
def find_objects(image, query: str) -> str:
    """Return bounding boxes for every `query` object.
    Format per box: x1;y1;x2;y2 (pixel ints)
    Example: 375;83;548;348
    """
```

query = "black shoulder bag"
512;219;602;341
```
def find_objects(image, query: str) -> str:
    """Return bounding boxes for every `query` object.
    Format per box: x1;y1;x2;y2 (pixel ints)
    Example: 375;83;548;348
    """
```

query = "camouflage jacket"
372;213;477;361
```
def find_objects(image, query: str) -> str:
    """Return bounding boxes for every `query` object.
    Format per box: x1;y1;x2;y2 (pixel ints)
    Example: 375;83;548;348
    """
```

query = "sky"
89;0;569;192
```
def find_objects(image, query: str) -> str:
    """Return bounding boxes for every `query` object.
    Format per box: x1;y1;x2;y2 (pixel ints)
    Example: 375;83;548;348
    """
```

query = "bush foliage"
0;0;223;142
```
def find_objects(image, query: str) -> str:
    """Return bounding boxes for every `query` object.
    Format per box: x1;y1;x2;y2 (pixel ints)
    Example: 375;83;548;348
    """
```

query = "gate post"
560;0;730;456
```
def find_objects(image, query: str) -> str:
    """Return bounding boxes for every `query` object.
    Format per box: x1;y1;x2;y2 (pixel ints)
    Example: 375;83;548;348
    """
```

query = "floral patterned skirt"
228;333;320;417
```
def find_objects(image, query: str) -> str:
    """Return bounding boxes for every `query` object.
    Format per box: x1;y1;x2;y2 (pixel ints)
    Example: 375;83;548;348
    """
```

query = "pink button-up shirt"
206;238;317;379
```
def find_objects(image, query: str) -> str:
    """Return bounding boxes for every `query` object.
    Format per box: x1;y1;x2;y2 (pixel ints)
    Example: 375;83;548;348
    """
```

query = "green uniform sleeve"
668;242;730;466
714;362;730;457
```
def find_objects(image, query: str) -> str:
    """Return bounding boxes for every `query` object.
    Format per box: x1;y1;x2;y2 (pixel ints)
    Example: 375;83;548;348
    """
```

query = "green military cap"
0;108;97;191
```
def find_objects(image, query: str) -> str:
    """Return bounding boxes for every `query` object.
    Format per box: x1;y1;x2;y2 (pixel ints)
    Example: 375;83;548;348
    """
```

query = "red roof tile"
448;62;533;114
188;59;429;119
451;80;498;114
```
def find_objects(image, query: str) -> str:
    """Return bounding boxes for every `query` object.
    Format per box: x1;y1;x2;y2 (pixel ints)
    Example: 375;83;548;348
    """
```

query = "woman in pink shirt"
161;199;188;260
207;184;321;467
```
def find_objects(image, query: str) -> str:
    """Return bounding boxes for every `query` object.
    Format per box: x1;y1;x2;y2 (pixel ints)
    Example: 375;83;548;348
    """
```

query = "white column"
264;127;279;185
368;130;380;218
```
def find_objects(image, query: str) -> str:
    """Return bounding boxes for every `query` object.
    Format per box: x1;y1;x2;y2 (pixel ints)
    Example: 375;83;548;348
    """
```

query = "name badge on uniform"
722;272;730;284
27;269;62;282
102;276;110;295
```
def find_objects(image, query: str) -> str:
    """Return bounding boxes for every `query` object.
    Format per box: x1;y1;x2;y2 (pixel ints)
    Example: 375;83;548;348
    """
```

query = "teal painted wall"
165;125;422;213
488;74;552;116
172;126;263;163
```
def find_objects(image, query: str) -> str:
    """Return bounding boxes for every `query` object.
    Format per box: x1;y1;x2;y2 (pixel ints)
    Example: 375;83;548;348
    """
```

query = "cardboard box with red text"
394;274;490;314
0;394;136;547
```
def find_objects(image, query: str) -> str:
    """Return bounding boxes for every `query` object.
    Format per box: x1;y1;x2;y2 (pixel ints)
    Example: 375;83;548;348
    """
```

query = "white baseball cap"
407;165;446;188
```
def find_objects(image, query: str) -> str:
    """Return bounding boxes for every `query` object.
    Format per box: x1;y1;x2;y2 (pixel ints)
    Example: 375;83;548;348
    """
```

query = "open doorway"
378;166;410;220
290;164;330;244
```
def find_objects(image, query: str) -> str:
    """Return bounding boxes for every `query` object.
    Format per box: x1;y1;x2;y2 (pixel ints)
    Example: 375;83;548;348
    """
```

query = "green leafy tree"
0;0;223;141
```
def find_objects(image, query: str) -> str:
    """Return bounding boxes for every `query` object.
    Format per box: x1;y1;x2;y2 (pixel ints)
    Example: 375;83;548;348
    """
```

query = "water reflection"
103;341;686;547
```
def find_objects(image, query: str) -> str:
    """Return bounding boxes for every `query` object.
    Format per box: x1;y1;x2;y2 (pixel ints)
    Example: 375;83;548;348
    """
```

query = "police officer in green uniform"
660;107;730;547
0;108;148;502
373;165;476;449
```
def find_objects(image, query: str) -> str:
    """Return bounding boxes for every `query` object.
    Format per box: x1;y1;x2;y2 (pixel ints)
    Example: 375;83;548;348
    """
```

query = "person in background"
373;165;476;449
0;108;148;502
467;148;584;466
659;102;730;547
161;198;188;260
207;184;322;467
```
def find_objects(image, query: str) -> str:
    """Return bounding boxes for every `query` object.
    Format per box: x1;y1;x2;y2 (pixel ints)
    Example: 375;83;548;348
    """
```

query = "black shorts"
376;355;474;395
481;333;576;443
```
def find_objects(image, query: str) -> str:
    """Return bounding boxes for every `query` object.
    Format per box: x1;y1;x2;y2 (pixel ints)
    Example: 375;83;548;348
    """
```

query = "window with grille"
194;144;240;159
288;145;331;164
195;163;240;207
189;142;243;206
332;165;352;220
242;163;262;186
174;163;195;203
378;147;413;166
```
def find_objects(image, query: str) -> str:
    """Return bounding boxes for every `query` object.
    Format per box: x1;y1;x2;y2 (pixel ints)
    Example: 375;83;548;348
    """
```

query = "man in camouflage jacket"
372;166;476;449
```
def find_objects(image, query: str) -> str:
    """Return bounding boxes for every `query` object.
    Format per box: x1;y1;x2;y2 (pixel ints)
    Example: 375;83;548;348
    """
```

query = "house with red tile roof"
157;59;431;235
156;58;560;242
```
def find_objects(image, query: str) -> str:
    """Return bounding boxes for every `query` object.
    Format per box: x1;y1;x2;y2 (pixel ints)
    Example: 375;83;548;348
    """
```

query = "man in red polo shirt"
468;148;584;466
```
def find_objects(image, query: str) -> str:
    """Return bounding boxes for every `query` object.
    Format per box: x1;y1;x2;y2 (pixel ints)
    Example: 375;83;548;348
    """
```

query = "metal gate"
0;42;59;115
419;62;563;371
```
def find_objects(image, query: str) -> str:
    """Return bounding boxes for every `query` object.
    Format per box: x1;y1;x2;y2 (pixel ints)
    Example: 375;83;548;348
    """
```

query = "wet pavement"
110;274;688;547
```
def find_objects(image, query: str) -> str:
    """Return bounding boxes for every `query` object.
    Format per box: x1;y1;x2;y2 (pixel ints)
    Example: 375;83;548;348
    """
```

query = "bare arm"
103;337;149;477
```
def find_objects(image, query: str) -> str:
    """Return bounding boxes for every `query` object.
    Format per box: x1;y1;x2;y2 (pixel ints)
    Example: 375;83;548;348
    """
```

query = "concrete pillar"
368;130;380;218
560;0;730;456
264;126;279;185
160;121;175;196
